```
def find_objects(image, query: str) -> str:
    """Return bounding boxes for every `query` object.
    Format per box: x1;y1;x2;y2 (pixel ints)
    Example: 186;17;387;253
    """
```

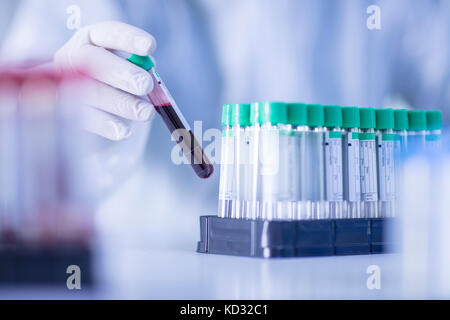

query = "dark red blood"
154;103;214;179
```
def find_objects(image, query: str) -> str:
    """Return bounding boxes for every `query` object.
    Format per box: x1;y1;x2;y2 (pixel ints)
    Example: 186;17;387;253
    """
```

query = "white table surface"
0;166;406;299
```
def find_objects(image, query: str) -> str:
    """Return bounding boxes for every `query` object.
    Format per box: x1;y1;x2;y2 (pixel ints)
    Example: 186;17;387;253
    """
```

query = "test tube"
218;104;234;218
359;108;378;218
407;110;427;151
276;104;298;220
258;102;287;220
375;108;396;218
304;104;326;220
0;73;20;243
342;107;361;219
249;102;262;219
127;55;213;179
230;103;251;219
287;103;308;220
17;73;60;243
56;75;96;246
323;105;344;219
394;109;409;154
426;110;442;150
393;109;409;220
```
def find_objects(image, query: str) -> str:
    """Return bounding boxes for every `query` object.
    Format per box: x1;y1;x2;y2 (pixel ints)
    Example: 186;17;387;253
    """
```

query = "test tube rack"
197;216;392;258
0;245;93;285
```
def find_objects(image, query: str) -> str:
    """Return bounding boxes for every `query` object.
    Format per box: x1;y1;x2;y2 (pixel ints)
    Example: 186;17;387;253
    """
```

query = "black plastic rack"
197;216;392;258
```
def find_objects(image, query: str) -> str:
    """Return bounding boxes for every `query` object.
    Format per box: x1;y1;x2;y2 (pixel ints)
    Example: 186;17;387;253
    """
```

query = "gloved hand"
54;21;157;141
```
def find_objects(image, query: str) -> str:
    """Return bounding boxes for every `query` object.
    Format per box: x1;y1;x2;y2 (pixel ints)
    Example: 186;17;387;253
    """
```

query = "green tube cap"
359;108;376;129
408;110;427;131
307;104;325;127
375;108;395;130
250;102;262;125
221;104;233;127
426;110;442;130
342;107;360;129
287;103;307;126
394;109;409;131
231;103;251;127
251;101;287;125
127;54;155;70
324;105;343;128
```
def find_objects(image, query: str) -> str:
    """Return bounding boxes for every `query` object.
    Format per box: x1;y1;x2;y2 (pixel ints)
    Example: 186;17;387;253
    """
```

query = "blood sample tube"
323;105;344;219
426;110;442;150
304;104;326;220
407;110;427;151
359;108;378;218
342;107;362;219
394;109;409;154
127;55;214;179
375;108;396;218
218;104;234;218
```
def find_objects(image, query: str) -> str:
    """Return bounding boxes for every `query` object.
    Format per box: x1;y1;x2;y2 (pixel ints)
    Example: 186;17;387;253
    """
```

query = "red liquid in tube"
147;69;214;179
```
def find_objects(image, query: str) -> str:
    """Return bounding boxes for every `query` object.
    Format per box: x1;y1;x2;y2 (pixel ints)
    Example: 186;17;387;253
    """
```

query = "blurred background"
0;0;449;299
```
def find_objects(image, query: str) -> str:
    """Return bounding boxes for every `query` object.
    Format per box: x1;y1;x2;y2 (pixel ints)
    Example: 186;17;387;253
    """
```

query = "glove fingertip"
137;72;154;96
133;35;157;56
112;124;132;141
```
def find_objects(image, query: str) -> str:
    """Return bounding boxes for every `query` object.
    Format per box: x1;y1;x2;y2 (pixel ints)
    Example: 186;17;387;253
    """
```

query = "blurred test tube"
0;73;20;243
395;134;450;298
11;70;95;247
56;74;96;246
17;73;60;244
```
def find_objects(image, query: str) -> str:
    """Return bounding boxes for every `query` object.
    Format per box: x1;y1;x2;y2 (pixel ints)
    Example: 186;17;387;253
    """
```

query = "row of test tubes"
217;102;442;221
0;69;96;248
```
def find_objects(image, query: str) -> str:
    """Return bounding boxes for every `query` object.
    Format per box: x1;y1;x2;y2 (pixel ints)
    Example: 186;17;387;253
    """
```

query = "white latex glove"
54;21;157;141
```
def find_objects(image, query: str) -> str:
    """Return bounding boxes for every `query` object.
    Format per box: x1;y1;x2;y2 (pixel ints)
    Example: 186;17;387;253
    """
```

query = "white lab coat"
1;0;449;248
3;0;450;114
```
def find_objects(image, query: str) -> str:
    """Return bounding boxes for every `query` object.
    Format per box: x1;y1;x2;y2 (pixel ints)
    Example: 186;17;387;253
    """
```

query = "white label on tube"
248;127;260;200
377;134;395;201
325;132;343;201
360;134;378;201
287;133;299;200
279;130;297;201
218;132;234;200
346;132;360;202
240;129;251;200
260;128;279;200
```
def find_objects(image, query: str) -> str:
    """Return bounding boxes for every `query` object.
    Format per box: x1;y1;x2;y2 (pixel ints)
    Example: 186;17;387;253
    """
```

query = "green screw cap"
360;108;376;129
306;104;325;127
408;110;427;131
426;110;442;130
394;109;409;131
342;107;360;129
324;105;343;128
375;108;395;130
287;103;307;126
252;102;287;125
250;102;262;125
221;104;232;127
231;103;251;127
127;54;155;71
